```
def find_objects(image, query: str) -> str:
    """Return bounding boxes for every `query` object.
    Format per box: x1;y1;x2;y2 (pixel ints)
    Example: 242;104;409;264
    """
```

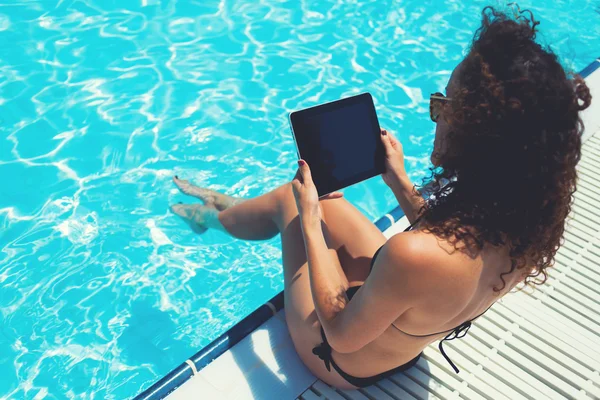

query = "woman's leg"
215;186;284;241
319;199;387;285
171;175;279;240
205;182;386;309
171;176;387;284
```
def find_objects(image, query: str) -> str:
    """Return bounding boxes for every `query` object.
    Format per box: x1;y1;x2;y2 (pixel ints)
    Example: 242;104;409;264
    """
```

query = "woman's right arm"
386;171;425;225
380;129;425;224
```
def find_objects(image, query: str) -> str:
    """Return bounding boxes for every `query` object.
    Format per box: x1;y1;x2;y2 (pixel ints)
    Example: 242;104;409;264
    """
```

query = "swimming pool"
0;1;597;398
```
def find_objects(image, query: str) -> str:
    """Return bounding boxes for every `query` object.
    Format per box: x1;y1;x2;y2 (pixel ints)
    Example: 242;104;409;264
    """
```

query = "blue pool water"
0;1;598;398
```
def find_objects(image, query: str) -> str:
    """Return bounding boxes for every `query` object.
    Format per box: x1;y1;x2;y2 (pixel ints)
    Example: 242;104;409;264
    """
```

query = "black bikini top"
371;215;495;373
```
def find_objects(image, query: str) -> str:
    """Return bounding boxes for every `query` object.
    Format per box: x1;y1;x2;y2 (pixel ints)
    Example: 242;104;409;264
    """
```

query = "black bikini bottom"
311;286;422;388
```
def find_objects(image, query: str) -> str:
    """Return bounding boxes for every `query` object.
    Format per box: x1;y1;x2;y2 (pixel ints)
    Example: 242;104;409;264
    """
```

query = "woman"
171;7;591;390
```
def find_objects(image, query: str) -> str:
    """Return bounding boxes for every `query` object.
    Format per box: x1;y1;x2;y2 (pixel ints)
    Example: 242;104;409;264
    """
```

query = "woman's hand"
292;160;343;229
380;128;407;187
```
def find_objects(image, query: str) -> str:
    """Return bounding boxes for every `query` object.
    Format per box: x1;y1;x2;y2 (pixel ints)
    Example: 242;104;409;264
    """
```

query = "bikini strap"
391;301;495;338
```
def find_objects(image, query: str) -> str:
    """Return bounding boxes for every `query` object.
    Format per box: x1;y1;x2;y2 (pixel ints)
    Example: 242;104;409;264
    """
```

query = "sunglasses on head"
430;92;452;122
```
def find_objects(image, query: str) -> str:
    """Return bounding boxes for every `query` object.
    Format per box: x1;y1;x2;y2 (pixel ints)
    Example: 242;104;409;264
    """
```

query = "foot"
173;176;242;211
170;203;217;234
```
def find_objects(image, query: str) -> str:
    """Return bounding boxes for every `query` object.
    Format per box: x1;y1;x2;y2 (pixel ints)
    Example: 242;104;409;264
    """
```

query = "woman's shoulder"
386;229;479;275
383;230;481;307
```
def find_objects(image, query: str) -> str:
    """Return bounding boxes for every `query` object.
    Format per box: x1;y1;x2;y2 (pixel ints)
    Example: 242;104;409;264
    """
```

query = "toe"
170;204;207;234
173;177;192;193
170;204;187;217
191;225;208;234
173;175;185;185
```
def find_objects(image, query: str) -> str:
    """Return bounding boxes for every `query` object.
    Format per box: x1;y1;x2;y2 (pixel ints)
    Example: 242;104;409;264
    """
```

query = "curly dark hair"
418;6;592;293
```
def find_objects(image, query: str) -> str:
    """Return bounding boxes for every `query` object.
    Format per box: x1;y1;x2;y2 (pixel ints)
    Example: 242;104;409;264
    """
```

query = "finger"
297;160;313;184
291;177;302;192
320;192;344;200
380;129;394;156
387;130;400;148
381;128;401;151
293;168;302;183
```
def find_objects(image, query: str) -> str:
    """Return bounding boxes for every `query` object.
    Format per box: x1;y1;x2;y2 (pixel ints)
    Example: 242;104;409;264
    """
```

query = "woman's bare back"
328;227;531;380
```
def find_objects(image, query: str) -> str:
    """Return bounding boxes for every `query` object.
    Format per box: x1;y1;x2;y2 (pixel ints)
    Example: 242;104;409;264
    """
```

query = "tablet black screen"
290;93;385;196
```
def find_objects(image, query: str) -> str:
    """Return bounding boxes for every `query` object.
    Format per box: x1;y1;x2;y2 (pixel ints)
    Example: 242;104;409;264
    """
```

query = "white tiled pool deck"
166;64;600;400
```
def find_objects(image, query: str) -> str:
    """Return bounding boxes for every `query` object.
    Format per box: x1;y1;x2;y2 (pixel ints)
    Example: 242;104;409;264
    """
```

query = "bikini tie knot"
312;342;332;372
439;321;472;374
450;321;472;339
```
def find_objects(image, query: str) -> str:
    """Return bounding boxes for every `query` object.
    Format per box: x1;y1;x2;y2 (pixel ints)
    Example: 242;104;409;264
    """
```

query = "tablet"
289;92;385;196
